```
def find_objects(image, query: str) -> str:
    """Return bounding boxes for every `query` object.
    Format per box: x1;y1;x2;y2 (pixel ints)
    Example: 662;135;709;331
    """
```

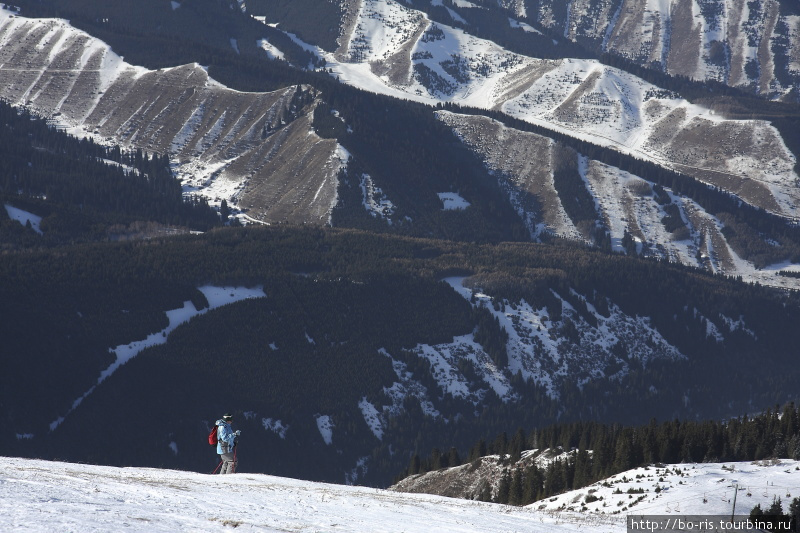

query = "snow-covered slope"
0;456;603;532
5;456;792;532
442;277;685;401
316;0;799;218
525;0;800;99
535;459;800;518
393;454;800;523
0;6;345;225
438;111;800;290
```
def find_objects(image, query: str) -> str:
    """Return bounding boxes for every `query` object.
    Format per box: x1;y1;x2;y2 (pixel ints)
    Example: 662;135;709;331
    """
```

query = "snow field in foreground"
2;457;605;532
2;457;797;532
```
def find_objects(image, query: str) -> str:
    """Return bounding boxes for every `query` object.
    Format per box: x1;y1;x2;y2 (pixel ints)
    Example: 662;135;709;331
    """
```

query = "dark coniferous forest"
0;100;220;246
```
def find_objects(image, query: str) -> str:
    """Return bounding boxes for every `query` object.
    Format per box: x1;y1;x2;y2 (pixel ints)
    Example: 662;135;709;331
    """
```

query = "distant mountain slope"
3;226;800;485
5;3;800;289
306;0;799;218
437;111;800;290
510;0;800;100
393;454;800;518
0;7;344;225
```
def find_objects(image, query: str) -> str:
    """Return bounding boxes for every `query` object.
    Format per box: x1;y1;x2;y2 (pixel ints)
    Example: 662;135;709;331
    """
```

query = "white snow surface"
437;192;471;210
4;204;43;234
360;173;395;221
2;456;797;532
261;418;289;439
536;459;800;519
412;334;513;403
315;414;335;445
509;17;541;34
359;397;384;440
257;38;285;60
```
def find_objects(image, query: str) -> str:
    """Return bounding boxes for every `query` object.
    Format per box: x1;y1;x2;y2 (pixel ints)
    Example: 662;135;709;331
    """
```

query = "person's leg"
220;452;235;474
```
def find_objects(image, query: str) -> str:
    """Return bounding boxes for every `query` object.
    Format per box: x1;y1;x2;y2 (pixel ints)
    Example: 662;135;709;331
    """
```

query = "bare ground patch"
666;0;701;79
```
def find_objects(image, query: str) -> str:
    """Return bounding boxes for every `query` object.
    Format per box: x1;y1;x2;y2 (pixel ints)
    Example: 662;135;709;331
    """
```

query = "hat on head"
223;413;233;421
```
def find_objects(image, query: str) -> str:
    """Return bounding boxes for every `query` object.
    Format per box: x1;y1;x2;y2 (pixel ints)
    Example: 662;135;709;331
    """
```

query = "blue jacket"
215;419;236;455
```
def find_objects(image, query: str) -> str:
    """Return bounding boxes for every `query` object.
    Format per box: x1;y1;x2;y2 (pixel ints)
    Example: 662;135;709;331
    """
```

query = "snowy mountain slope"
0;6;345;225
0;457;606;533
437;111;582;241
535;459;800;518
514;0;800;99
392;453;800;522
443;277;685;401
437;111;800;290
305;0;799;219
4;456;795;532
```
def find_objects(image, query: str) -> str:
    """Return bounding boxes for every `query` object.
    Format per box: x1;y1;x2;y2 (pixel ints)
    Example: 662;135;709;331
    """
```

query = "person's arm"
219;424;236;447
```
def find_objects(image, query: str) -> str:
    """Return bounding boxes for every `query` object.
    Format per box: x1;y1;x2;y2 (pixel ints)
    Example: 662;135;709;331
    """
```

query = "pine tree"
508;467;524;506
495;471;511;504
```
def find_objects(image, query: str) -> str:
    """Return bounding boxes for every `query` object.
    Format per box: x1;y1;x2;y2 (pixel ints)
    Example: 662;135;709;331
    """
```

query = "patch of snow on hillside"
4;204;43;234
582;161;696;262
720;314;757;340
170;1;180;10
413;334;513;402
693;308;724;343
380;348;441;418
349;0;425;63
257;37;285;60
230;38;240;55
438;192;471;210
443;277;683;399
431;0;467;24
788;16;800;74
262;417;288;439
359;397;384;440
345;456;370;485
316;414;334;445
199;285;265;308
360;173;394;221
49;286;266;432
509;17;541;34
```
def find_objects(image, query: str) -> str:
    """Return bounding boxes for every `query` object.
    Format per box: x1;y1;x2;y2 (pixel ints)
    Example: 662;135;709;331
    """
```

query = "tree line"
3;226;800;485
400;403;800;506
0;100;220;247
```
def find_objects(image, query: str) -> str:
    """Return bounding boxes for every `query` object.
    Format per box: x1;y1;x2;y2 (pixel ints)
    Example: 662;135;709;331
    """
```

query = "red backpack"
208;425;219;446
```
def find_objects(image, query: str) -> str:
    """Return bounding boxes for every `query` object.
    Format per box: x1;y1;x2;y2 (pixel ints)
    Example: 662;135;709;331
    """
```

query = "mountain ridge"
5;3;800;291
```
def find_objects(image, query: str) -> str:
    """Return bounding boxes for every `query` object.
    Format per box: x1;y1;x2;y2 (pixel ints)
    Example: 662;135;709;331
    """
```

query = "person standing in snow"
216;413;240;474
